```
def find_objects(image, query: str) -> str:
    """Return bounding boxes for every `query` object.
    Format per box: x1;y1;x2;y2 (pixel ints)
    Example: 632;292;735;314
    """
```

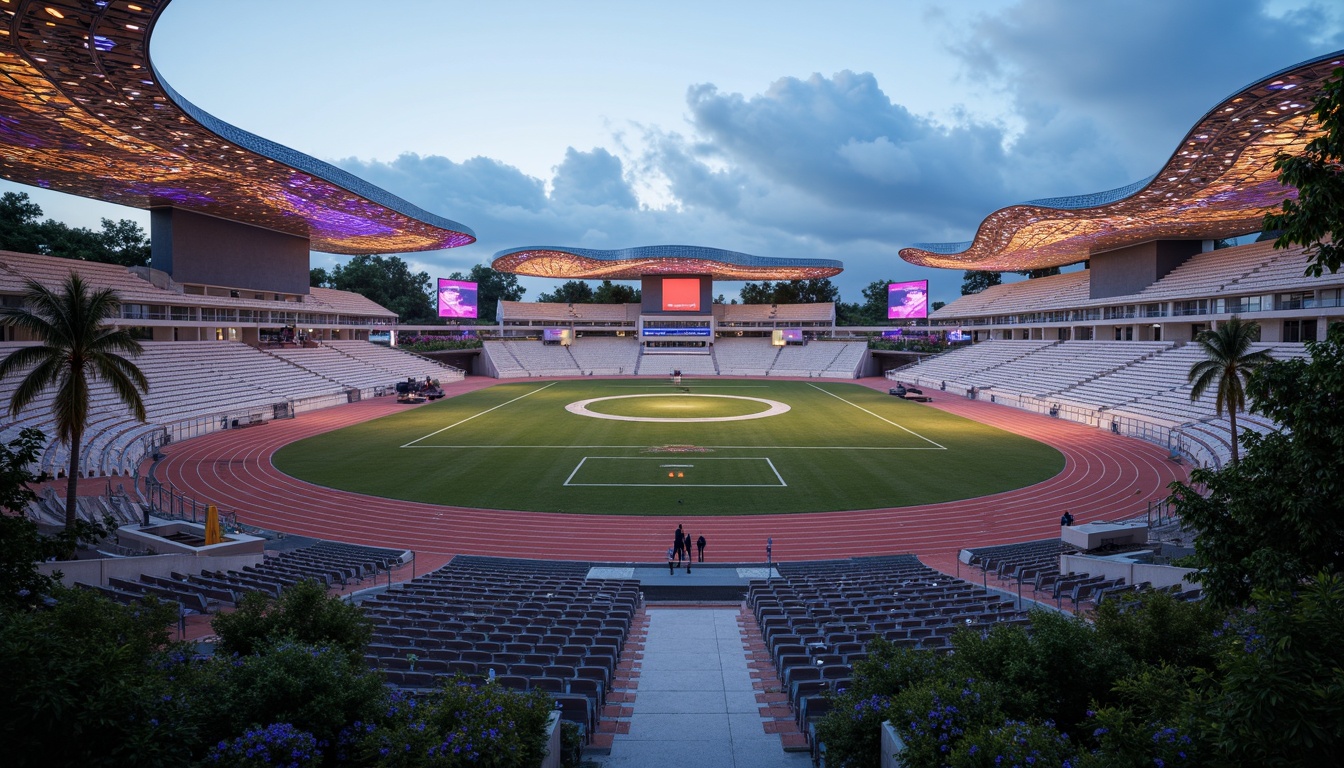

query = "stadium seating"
1;339;461;480
356;555;640;738
77;540;406;614
750;556;1032;722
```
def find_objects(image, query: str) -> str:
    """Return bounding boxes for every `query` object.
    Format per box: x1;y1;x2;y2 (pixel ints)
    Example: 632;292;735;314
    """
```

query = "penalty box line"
564;456;787;487
400;381;557;448
806;383;946;449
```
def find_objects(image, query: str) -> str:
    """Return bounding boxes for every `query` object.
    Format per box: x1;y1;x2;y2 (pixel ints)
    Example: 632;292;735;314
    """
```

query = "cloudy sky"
4;0;1343;305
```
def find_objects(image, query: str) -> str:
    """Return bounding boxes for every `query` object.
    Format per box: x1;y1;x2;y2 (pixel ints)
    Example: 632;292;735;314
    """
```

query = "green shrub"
813;639;941;767
211;579;372;661
948;718;1078;768
346;677;555;767
0;586;191;768
186;640;386;754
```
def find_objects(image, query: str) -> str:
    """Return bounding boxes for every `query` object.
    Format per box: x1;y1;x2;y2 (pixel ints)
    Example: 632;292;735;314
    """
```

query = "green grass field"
272;379;1064;515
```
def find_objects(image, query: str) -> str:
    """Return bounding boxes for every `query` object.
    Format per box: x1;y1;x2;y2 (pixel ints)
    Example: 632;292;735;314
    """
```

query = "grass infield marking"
400;381;557;448
400;444;945;450
806;382;946;449
563;456;787;488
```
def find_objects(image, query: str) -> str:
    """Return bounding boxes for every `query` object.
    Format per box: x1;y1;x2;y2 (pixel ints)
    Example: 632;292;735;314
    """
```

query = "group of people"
667;524;706;574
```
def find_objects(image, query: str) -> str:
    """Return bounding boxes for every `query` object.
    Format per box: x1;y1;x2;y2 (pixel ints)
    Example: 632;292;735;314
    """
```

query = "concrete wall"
1090;240;1201;299
1060;554;1198;592
881;720;908;768
37;552;265;588
152;207;310;295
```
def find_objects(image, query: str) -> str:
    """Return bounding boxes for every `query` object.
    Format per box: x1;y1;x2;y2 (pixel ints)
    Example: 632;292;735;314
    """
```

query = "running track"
150;377;1188;575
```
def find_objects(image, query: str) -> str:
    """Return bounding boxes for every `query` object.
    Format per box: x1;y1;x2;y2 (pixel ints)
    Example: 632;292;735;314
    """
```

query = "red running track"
149;377;1188;573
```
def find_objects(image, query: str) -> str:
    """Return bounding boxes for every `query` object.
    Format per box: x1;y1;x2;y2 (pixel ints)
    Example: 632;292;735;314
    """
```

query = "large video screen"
640;274;712;314
662;278;701;312
437;278;478;319
887;280;929;320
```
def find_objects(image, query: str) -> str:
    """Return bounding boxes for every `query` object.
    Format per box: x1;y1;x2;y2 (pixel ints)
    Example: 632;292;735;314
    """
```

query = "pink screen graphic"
437;279;478;319
887;280;929;320
662;278;700;312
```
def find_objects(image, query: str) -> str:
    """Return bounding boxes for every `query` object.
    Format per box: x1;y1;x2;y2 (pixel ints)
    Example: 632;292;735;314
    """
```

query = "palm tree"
1188;316;1274;465
0;274;149;530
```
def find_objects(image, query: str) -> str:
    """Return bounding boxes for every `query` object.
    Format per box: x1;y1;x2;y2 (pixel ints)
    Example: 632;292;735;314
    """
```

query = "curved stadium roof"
492;245;844;281
900;50;1344;272
0;0;473;254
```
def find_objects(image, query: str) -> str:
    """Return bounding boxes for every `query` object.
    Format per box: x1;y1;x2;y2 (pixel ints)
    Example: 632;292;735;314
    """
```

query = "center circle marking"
565;393;791;423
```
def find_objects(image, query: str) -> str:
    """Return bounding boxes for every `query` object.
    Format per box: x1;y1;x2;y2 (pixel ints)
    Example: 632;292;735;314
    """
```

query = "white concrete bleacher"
0;341;351;479
482;340;527;378
972;341;1172;398
896;339;1057;386
0;250;397;321
1127;241;1279;301
635;352;717;376
497;341;583;378
269;344;413;393
323;340;464;384
566;337;641;375
712;337;781;376
933;271;1091;317
770;341;859;377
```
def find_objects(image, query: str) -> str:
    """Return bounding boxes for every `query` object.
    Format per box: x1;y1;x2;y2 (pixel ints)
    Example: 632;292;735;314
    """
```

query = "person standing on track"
697;535;706;562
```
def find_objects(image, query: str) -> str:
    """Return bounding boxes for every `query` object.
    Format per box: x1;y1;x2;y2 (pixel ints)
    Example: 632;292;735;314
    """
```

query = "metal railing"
139;475;239;530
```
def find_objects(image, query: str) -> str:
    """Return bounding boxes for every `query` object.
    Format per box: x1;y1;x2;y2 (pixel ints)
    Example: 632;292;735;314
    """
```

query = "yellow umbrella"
204;504;223;545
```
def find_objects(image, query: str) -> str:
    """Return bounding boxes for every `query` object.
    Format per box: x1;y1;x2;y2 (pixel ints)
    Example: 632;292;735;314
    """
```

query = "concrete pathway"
594;607;813;768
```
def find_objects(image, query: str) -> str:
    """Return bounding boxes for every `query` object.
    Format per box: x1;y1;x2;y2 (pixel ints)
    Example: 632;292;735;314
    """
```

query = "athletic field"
272;379;1064;515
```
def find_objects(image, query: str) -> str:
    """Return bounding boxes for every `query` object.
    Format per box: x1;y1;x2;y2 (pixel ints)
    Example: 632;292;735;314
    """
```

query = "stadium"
1;2;1341;765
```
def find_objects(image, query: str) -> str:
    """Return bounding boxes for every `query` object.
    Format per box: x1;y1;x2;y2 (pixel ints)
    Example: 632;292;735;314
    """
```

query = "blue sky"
4;0;1342;305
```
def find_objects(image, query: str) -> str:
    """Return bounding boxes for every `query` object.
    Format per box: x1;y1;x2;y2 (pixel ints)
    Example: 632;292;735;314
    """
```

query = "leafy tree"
739;278;839;305
1198;573;1344;766
961;270;1002;295
328;254;435;323
309;266;331;288
0;275;148;532
211;578;373;662
0;426;42;516
185;640;386;756
0;192;149;267
0;586;190;767
449;263;525;323
1172;322;1344;606
0;191;45;254
536;279;594;304
594;279;640;304
1264;65;1344;277
1016;266;1061;279
932;300;946;311
95;218;151;267
1187;316;1273;465
739;280;775;304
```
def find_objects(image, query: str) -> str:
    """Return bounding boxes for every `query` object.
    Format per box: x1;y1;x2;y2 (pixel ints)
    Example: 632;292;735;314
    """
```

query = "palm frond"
7;354;62;418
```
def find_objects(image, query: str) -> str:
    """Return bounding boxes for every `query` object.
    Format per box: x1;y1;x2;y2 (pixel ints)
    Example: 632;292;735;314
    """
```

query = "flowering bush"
186;641;386;756
399;334;481;352
206;723;321;768
894;679;1004;768
346;677;554;767
947;719;1077;768
814;639;941;766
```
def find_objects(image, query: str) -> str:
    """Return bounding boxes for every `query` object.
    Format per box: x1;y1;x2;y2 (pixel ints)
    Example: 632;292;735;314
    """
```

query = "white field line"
401;444;943;450
805;383;946;449
563;456;786;487
400;381;558;448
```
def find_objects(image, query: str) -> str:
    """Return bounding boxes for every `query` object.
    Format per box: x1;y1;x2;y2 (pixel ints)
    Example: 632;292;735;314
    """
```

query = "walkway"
594;607;812;768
